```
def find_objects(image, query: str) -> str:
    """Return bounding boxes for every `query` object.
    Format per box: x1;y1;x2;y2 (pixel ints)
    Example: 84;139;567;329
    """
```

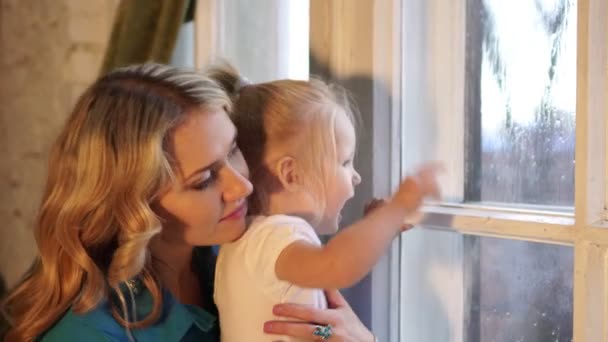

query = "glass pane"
400;0;576;207
465;236;573;342
400;230;573;342
472;0;577;206
219;0;309;82
400;229;465;342
170;22;195;68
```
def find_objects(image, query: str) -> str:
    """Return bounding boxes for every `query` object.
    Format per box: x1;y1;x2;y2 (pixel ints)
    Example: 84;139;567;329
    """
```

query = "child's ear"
275;156;300;191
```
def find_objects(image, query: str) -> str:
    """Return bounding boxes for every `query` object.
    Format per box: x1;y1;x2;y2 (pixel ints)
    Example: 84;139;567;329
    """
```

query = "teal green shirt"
39;248;219;342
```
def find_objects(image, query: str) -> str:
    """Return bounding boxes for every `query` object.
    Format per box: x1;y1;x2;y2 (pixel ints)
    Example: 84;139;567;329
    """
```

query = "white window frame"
309;0;608;340
396;0;608;341
308;1;405;341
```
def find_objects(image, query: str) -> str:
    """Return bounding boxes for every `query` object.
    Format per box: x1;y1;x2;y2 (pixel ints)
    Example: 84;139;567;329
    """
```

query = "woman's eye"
192;172;217;190
228;144;240;159
191;144;240;191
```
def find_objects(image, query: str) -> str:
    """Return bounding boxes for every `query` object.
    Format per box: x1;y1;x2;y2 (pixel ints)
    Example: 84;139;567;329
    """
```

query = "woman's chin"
215;219;248;243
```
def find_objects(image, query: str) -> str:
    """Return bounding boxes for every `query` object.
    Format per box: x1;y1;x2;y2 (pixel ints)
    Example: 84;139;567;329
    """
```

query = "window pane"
400;0;468;203
170;21;195;68
400;231;573;342
400;0;576;207
465;236;573;342
219;0;309;82
400;229;465;342
470;0;577;206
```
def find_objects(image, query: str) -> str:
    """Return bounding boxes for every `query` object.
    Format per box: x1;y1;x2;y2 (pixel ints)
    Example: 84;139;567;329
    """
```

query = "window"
193;0;309;82
475;0;576;206
398;0;608;341
197;1;608;340
466;237;573;341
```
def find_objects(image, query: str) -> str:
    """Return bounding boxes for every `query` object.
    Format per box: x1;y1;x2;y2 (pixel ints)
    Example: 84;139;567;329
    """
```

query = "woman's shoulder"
39;306;117;341
39;290;221;342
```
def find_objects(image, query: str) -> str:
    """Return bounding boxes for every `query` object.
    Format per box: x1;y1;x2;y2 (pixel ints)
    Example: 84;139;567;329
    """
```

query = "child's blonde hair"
207;63;358;216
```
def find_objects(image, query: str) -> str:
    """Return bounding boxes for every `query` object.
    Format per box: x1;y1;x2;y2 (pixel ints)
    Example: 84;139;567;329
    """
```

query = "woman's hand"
263;289;376;341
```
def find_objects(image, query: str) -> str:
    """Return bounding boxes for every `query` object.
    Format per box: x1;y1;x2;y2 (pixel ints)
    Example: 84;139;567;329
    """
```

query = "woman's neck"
149;236;202;306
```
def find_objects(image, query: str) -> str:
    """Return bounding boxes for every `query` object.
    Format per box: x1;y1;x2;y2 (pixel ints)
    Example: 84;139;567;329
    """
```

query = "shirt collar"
130;287;217;340
72;281;217;341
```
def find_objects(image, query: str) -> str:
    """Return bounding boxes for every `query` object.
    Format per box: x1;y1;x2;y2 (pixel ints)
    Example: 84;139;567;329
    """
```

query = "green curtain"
101;0;193;74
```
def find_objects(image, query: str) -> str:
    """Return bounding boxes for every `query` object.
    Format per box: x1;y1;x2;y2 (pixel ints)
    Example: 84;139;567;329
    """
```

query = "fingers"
413;162;444;200
272;303;336;324
365;198;418;231
324;289;348;309
263;321;327;341
419;174;441;200
415;161;445;175
392;161;443;211
363;198;386;216
400;223;415;232
394;177;424;208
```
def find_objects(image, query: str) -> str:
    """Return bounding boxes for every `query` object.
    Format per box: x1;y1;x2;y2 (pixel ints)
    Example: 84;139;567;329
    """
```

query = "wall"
0;0;118;288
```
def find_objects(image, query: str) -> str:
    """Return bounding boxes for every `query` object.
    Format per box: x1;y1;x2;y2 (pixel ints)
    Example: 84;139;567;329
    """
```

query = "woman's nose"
223;166;253;203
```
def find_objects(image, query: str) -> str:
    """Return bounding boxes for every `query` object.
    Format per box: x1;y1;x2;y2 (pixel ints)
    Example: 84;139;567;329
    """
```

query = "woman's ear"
275;156;300;191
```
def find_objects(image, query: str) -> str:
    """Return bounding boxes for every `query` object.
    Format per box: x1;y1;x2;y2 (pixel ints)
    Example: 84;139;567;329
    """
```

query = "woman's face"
155;107;253;247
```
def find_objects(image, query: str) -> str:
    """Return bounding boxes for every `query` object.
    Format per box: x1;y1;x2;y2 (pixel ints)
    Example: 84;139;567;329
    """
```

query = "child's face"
317;112;361;234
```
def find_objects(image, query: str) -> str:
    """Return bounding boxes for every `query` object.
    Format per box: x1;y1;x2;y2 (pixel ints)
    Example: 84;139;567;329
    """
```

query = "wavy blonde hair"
1;63;231;341
207;64;358;217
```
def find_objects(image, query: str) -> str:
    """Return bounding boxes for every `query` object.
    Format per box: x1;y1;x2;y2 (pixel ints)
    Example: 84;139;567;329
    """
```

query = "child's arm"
275;201;410;289
275;164;441;289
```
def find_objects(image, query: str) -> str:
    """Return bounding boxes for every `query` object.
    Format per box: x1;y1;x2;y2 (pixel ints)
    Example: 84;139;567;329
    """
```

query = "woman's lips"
220;203;247;221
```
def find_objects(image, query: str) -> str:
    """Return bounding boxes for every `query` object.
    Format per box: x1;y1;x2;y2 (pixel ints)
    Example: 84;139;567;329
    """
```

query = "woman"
1;63;375;341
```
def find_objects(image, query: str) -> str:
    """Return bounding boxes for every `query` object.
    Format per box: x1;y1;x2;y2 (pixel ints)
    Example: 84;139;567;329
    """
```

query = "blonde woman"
1;63;374;342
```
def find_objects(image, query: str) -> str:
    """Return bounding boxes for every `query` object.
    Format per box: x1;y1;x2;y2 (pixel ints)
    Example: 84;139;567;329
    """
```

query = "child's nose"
353;170;362;186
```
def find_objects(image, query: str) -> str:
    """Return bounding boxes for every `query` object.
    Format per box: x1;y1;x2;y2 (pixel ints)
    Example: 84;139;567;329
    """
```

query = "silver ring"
313;324;333;340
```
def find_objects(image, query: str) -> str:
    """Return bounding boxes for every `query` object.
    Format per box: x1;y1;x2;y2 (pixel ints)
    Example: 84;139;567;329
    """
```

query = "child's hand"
364;198;415;232
391;162;443;212
363;198;386;216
